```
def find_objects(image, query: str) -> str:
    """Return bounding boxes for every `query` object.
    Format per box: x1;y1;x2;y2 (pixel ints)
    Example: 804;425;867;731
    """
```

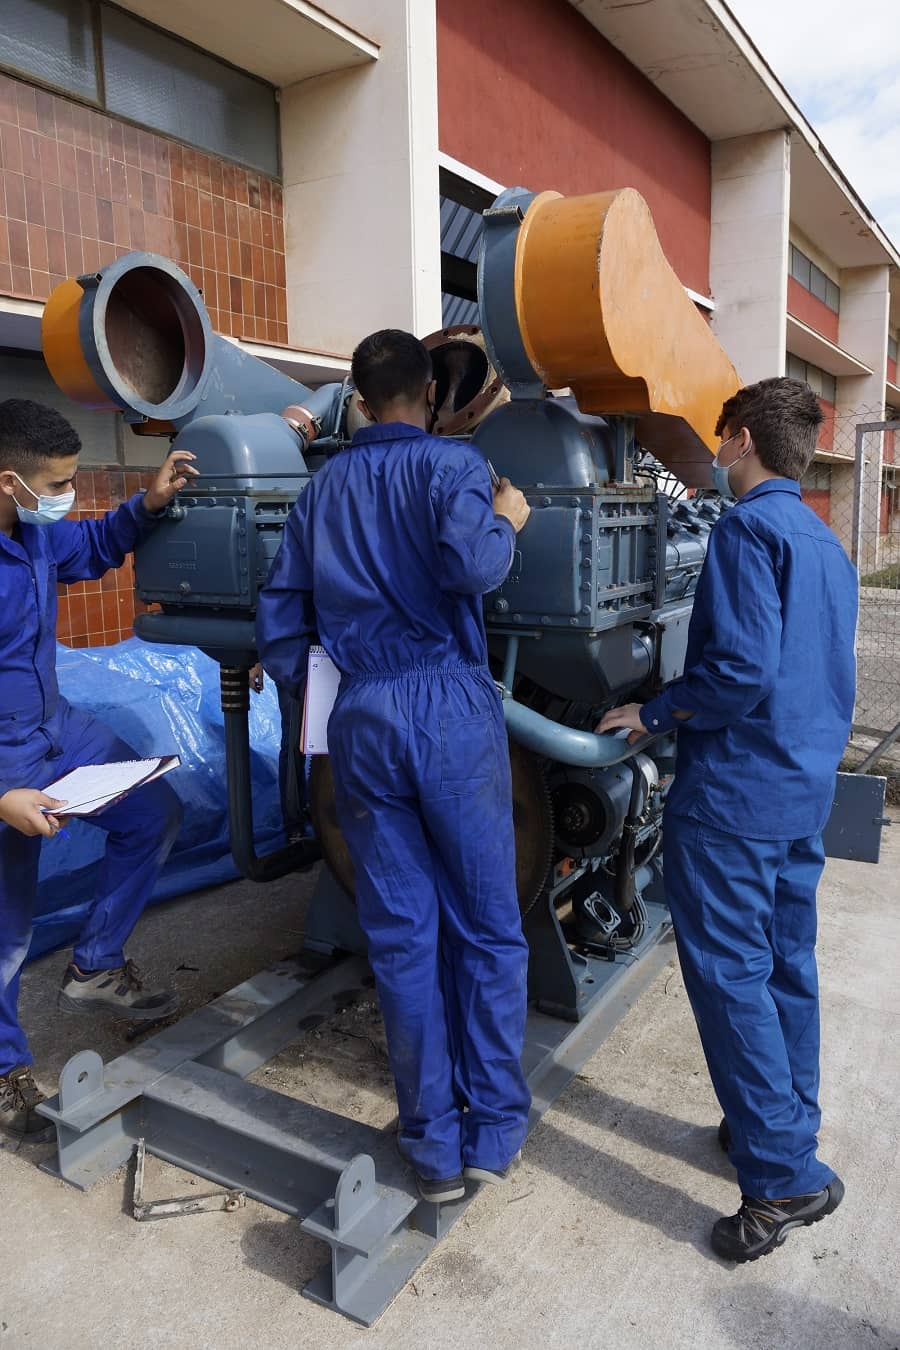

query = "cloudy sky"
727;0;899;250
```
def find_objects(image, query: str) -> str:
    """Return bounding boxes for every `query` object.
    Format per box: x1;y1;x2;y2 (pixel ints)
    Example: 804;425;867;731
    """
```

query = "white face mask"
711;431;752;500
12;473;76;526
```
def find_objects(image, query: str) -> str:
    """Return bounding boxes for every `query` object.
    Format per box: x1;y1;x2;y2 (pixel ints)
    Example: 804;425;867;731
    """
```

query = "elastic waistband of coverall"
341;662;491;684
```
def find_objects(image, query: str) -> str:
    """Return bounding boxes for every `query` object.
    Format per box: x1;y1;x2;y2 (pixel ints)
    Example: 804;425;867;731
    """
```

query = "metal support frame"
38;912;673;1326
851;418;900;569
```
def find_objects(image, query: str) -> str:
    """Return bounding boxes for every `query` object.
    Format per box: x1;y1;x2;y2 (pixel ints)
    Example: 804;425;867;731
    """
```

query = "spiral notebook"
301;646;341;755
41;756;181;817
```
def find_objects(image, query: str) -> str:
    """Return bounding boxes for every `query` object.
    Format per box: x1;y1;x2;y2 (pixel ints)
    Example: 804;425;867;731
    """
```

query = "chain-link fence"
817;407;900;773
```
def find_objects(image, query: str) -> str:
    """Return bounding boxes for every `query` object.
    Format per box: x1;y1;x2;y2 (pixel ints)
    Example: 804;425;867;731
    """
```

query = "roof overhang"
568;0;900;272
0;296;43;352
118;0;379;88
785;315;873;378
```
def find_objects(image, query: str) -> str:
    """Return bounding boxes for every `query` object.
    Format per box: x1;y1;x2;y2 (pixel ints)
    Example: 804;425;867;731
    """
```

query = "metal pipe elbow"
501;694;652;767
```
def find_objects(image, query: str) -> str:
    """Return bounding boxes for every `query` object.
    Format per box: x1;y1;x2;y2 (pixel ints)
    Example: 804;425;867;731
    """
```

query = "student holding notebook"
257;331;531;1203
0;400;195;1138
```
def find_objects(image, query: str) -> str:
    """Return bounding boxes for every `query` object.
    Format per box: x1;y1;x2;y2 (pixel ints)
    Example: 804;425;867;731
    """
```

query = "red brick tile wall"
0;71;289;648
0;71;287;343
57;468;158;648
802;488;831;526
818;398;835;453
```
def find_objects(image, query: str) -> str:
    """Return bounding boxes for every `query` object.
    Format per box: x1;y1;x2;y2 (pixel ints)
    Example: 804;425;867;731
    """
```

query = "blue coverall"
257;422;531;1181
641;480;857;1199
0;497;183;1076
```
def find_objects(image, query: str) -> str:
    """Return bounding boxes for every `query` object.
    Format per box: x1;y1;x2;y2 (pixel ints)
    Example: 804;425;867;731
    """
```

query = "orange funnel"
485;187;739;487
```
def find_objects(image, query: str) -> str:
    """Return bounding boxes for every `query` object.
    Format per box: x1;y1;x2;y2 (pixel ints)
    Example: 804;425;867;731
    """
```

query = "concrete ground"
1;820;898;1350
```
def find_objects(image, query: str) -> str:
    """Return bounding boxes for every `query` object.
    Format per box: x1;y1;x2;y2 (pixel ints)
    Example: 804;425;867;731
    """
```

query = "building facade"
0;0;897;648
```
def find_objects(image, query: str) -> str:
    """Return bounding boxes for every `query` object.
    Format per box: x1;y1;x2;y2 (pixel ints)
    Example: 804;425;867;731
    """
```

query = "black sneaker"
711;1177;845;1262
0;1065;53;1138
463;1150;522;1186
415;1173;466;1204
718;1117;731;1153
58;959;179;1021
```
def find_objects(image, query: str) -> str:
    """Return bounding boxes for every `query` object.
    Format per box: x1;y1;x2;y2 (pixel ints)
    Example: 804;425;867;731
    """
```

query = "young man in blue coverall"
257;330;532;1203
0;399;197;1137
599;378;857;1261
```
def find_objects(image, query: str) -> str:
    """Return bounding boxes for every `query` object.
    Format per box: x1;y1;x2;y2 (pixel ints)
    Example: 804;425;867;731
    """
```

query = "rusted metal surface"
131;1138;246;1222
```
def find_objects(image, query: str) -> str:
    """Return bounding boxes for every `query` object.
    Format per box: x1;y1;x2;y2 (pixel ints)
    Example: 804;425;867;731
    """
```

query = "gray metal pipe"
501;694;654;767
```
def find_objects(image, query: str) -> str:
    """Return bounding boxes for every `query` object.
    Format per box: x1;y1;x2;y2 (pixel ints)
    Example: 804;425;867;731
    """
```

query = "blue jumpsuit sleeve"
641;513;782;733
51;494;162;582
431;458;516;595
255;485;317;699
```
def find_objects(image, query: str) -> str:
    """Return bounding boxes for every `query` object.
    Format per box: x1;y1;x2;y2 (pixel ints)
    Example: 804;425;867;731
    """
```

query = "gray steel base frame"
38;916;674;1327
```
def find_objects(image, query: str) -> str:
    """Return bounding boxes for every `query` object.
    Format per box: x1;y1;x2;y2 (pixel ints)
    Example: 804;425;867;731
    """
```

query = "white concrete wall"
709;131;791;385
834;265;890;568
278;0;442;357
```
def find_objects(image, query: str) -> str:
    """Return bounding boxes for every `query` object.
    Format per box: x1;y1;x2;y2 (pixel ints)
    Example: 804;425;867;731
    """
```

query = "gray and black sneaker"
0;1065;53;1138
463;1151;522;1186
711;1177;845;1262
416;1172;466;1204
58;959;179;1021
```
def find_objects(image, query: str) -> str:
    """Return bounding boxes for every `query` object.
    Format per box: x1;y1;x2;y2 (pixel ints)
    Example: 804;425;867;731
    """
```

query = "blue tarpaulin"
30;639;283;960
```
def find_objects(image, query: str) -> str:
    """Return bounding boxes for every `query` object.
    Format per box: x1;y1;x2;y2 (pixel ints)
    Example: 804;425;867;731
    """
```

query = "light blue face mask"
711;431;751;500
13;473;76;525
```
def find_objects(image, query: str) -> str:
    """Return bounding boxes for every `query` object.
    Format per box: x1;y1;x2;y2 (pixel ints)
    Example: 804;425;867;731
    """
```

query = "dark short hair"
715;378;823;480
351;330;432;415
0;398;81;475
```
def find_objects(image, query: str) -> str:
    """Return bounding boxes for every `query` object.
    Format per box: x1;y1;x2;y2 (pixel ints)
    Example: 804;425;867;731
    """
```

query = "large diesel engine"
41;185;739;1017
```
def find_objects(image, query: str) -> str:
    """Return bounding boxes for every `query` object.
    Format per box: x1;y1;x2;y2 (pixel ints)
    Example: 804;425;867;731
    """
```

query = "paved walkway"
1;821;898;1350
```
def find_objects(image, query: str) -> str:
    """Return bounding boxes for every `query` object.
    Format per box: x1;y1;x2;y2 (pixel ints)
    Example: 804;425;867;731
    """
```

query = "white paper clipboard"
301;646;341;755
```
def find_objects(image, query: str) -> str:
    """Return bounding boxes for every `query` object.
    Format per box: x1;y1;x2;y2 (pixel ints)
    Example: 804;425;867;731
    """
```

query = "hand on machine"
493;475;531;533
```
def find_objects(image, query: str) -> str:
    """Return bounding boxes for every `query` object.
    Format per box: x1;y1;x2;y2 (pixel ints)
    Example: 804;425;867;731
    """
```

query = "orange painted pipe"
512;188;739;485
41;277;115;411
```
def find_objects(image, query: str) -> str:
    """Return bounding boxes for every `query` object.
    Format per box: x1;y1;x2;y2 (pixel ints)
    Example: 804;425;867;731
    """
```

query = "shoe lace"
119;959;144;993
3;1068;42;1112
735;1193;811;1243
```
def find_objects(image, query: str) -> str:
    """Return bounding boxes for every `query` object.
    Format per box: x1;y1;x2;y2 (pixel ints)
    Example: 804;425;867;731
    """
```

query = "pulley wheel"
308;739;553;917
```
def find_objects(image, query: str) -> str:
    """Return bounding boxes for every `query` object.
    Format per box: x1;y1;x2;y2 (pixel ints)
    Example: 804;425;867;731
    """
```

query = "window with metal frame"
0;0;279;175
786;352;838;405
0;0;98;101
801;461;832;492
789;243;840;314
